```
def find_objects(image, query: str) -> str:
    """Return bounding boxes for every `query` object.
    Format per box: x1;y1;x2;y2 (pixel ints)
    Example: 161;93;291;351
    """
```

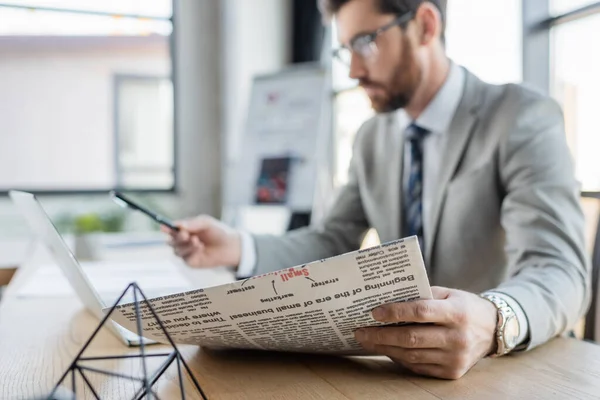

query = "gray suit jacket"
253;68;591;350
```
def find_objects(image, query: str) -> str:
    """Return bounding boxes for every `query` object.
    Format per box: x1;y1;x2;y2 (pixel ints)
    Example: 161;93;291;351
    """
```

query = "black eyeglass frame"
333;11;415;65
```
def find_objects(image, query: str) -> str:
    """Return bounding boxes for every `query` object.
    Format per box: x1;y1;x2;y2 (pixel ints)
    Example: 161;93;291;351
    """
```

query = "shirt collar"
397;61;465;136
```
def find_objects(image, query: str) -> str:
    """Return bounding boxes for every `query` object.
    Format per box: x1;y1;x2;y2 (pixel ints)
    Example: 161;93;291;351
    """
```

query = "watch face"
504;315;520;349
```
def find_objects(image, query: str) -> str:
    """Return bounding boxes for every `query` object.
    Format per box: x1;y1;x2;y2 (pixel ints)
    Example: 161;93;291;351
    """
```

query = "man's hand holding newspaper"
355;286;497;379
131;216;500;380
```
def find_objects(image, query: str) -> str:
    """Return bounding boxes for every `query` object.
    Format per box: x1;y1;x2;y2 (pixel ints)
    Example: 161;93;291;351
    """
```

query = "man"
166;0;590;380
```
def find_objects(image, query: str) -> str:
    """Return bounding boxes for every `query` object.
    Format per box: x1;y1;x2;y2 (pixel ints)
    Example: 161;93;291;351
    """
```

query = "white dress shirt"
238;61;529;347
238;230;257;277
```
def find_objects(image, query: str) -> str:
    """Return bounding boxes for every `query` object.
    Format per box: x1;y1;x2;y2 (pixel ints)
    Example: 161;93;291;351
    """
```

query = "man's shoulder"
467;70;561;118
464;70;566;158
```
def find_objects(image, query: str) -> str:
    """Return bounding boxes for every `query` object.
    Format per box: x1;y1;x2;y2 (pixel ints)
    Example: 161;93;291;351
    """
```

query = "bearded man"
166;0;590;380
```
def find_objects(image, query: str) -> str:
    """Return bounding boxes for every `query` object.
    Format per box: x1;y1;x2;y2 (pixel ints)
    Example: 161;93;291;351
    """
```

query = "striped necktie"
405;123;429;251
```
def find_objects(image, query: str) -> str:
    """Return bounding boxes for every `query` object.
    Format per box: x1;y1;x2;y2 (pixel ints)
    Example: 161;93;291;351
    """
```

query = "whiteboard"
225;64;332;217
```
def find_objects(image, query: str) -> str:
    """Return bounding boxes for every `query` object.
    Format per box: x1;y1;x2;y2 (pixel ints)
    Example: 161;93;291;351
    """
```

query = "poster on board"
225;64;332;222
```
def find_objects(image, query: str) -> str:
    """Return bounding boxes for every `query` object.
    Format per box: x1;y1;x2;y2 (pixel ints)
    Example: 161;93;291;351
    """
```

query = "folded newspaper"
106;235;432;354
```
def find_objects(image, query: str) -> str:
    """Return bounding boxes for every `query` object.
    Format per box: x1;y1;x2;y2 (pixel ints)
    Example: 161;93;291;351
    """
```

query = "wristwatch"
480;293;520;357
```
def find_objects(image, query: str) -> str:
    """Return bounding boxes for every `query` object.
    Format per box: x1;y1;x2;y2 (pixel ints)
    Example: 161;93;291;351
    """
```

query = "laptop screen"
9;191;107;318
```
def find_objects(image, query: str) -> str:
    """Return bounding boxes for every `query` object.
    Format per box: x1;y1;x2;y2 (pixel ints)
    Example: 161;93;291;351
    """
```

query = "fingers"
167;224;202;263
161;222;186;236
173;228;191;242
360;334;472;380
372;346;447;365
431;286;453;300
358;288;490;381
166;231;190;249
172;238;206;267
165;220;195;252
165;216;214;247
172;235;202;254
402;363;465;380
366;342;471;379
372;299;457;324
182;243;208;267
174;241;202;259
162;215;214;239
355;326;451;349
178;216;213;233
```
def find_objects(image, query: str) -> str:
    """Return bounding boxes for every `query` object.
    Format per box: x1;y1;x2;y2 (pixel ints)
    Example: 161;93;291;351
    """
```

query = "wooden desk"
2;236;600;399
1;292;600;399
0;267;16;287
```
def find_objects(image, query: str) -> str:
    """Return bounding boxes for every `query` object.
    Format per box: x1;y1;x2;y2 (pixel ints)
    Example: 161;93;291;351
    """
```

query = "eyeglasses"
332;11;414;67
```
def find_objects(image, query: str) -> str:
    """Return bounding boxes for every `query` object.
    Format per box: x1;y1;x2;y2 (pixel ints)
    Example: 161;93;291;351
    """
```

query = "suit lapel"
386;114;404;241
424;72;481;265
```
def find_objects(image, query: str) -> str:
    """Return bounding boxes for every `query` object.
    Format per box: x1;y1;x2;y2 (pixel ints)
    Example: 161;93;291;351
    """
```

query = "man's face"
335;0;423;113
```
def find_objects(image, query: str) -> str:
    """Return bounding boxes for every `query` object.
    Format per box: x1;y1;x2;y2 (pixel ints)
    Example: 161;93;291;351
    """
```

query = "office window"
551;8;600;192
116;76;174;189
333;89;374;187
446;0;522;84
0;1;174;193
330;20;372;186
331;0;523;186
551;0;599;15
0;0;171;16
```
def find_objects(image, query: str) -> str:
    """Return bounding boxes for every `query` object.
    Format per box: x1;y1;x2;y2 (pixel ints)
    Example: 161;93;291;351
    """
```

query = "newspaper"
105;236;432;355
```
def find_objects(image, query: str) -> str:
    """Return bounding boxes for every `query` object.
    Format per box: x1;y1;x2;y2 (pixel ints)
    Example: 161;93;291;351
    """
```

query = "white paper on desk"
107;236;433;355
16;261;233;303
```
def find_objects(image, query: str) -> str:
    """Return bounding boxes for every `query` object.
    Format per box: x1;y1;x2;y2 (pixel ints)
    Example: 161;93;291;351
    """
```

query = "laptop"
9;190;193;346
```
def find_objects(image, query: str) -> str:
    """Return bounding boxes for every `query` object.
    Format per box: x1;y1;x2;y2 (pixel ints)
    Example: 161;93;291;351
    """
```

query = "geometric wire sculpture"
46;283;207;400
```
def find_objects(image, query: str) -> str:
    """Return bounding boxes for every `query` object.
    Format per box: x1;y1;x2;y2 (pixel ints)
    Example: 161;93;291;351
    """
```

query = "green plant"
100;212;126;233
74;213;105;234
54;211;127;235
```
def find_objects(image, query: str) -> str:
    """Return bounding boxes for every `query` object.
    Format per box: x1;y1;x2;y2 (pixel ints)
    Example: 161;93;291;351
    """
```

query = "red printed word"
280;267;310;282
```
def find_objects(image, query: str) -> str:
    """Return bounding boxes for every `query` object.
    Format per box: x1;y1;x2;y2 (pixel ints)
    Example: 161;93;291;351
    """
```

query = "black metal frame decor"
47;282;207;400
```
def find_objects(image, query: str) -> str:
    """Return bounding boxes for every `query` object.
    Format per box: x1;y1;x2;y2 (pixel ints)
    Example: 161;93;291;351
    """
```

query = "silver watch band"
480;293;519;357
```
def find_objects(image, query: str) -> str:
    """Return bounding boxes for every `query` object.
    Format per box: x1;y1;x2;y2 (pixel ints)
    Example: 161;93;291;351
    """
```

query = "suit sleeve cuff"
236;231;257;278
484;291;530;347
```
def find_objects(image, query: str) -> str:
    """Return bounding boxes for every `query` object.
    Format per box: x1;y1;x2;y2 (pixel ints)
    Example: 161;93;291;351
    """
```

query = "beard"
360;35;422;113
